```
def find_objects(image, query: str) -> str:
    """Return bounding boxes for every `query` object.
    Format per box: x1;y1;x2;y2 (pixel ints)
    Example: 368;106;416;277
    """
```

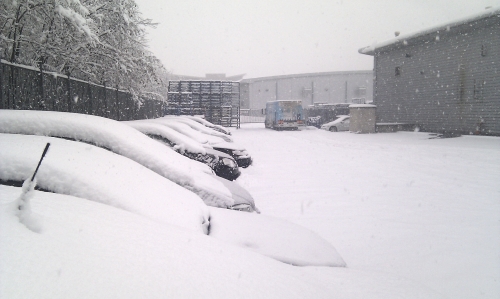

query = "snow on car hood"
160;115;233;142
182;115;232;136
208;207;345;267
148;118;228;145
147;119;211;145
122;120;207;155
322;116;349;127
0;110;233;208
211;140;246;151
0;134;210;233
212;176;258;212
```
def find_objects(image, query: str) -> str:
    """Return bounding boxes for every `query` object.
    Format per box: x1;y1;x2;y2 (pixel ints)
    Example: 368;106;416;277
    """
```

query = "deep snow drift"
1;121;498;298
0;185;444;299
234;123;500;299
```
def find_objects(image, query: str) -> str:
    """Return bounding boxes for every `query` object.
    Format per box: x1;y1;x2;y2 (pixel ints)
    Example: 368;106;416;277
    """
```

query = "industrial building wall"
373;16;500;135
244;71;373;110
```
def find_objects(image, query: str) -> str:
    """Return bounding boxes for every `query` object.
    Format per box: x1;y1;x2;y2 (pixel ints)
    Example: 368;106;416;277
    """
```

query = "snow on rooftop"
349;104;376;108
359;6;500;55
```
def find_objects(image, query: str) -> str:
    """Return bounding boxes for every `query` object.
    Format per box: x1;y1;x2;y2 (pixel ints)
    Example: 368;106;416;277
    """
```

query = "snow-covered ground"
0;184;445;299
2;120;498;298
234;123;500;299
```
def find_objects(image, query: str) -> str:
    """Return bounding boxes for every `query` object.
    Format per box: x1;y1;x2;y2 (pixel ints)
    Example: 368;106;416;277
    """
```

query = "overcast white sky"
134;0;500;79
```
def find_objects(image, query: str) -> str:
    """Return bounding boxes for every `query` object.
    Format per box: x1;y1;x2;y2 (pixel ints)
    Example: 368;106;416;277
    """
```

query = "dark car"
306;116;322;128
166;139;241;181
212;143;253;168
126;121;241;181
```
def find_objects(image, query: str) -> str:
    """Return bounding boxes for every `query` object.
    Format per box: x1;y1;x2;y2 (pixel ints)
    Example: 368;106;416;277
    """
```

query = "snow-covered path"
233;123;500;299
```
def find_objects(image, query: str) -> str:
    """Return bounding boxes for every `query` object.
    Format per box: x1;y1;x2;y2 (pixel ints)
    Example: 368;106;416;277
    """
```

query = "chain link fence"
0;59;165;120
240;109;265;123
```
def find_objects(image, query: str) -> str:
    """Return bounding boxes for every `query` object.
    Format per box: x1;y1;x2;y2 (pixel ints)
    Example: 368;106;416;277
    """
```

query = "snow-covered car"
145;118;223;144
0;133;210;234
307;116;322;128
146;118;253;168
160;115;233;142
0;110;238;210
0;183;353;299
320;115;350;132
181;115;232;136
203;148;240;180
214;175;259;213
124;121;241;181
212;142;253;168
1;134;343;268
125;122;255;211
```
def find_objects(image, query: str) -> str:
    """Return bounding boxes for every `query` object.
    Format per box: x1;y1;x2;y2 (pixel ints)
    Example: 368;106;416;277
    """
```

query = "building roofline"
241;70;373;83
168;73;246;81
359;6;500;56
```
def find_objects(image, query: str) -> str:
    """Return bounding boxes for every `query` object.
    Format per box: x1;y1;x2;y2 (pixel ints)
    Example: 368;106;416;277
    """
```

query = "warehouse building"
240;71;373;112
359;7;500;135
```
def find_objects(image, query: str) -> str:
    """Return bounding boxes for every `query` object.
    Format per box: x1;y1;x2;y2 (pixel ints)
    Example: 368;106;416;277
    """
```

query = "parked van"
265;100;304;130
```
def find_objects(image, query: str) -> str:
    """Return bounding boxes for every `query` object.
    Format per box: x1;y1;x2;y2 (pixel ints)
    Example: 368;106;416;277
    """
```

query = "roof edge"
359;6;500;56
241;70;373;83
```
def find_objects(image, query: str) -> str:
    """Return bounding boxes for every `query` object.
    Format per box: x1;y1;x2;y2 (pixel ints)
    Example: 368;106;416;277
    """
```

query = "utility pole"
345;81;348;103
311;81;315;105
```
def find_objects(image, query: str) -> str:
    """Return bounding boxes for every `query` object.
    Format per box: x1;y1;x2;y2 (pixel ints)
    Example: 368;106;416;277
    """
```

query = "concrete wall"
372;14;500;135
242;71;373;110
349;105;377;133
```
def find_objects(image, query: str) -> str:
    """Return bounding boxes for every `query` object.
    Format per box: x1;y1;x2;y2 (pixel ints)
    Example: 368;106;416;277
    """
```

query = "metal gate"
167;80;240;128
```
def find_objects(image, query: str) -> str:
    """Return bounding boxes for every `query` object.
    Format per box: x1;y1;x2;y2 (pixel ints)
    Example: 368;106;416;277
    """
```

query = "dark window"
395;66;401;76
458;64;466;101
356;87;367;96
474;79;485;100
481;44;487;57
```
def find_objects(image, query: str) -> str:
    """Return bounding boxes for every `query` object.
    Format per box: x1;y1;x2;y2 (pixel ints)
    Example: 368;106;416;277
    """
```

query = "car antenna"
30;143;51;182
15;142;50;233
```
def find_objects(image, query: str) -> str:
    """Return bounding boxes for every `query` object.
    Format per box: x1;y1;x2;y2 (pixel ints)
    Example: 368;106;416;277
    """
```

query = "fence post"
87;77;92;115
66;70;72;112
0;48;3;109
38;60;44;109
103;80;107;117
115;85;119;120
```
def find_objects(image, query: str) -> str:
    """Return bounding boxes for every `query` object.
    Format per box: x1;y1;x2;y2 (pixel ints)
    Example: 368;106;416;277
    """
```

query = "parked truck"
265;100;304;130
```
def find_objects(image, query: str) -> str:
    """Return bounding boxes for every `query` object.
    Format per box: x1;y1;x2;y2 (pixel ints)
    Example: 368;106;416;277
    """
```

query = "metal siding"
246;72;373;110
374;16;500;135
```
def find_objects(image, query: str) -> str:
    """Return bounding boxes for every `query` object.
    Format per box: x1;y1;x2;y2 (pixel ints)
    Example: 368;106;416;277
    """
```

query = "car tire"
329;126;337;132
